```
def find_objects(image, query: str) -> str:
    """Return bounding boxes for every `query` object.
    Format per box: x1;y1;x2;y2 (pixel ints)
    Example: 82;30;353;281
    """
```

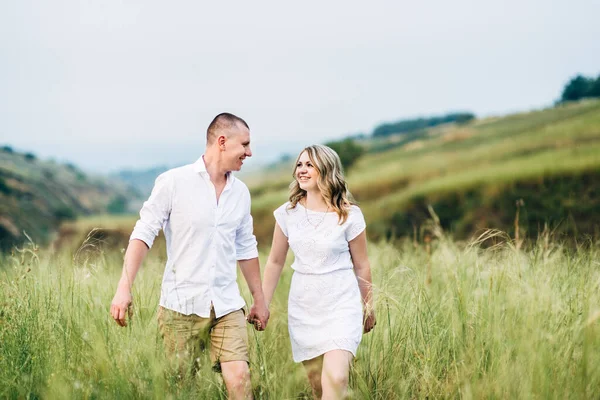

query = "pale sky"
1;1;599;173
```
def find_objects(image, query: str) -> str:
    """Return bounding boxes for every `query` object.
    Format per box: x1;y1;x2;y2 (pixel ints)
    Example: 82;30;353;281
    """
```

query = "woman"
262;144;376;399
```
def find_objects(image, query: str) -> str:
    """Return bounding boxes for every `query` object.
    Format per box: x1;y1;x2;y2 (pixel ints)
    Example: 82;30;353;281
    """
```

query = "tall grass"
1;230;599;399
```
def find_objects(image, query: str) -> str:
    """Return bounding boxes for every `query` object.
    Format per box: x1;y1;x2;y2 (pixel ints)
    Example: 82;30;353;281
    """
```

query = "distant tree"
54;206;76;221
24;152;36;162
0;177;11;195
372;112;475;137
453;113;476;124
325;138;365;171
1;146;14;153
65;163;78;172
587;75;600;97
64;162;87;181
107;195;128;214
560;75;594;102
347;132;368;140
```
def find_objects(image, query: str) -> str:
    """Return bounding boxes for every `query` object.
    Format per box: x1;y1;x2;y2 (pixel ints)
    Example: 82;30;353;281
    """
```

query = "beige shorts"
157;306;249;375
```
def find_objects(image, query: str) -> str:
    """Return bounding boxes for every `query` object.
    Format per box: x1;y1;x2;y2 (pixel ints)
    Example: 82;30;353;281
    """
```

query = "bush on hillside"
24;152;37;162
54;206;76;221
384;171;600;243
0;177;12;195
560;74;600;102
373;112;475;138
107;195;128;214
588;77;600;97
75;172;87;182
325;138;365;171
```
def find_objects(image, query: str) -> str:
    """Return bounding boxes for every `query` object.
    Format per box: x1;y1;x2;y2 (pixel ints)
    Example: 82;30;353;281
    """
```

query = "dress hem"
292;341;359;363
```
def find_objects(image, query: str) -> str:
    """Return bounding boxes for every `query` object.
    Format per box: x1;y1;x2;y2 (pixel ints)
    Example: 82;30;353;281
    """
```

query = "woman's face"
295;151;319;192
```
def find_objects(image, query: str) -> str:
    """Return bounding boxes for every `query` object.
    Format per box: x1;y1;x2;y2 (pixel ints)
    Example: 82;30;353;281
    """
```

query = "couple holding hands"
110;113;375;399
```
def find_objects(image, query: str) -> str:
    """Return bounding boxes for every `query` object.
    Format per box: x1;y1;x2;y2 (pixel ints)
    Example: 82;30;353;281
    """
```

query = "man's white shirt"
130;157;258;318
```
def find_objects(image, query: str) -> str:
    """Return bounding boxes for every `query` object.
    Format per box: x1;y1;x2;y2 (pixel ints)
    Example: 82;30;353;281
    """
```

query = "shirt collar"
193;156;234;184
193;156;208;174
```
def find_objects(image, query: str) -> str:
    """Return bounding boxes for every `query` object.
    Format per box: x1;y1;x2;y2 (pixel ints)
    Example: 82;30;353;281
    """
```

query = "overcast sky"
1;1;599;173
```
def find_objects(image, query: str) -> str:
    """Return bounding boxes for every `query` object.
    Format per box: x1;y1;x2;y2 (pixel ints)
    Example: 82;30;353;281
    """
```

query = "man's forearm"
238;257;265;302
118;239;150;290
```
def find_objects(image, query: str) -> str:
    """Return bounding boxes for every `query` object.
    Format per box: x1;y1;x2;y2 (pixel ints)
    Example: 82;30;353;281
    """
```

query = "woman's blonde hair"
288;144;356;224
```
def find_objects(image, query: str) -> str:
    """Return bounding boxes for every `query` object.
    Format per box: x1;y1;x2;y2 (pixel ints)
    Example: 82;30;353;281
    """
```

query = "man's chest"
169;184;245;234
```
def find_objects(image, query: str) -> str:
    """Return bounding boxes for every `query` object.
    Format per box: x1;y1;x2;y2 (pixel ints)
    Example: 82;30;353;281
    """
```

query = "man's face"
224;125;252;171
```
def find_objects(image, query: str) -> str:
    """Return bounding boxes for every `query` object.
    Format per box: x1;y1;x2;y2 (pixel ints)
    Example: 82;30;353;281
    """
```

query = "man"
110;113;269;399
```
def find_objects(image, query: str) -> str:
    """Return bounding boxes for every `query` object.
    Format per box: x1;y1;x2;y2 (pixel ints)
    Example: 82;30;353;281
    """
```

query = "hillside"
247;99;600;245
0;148;140;251
111;166;169;199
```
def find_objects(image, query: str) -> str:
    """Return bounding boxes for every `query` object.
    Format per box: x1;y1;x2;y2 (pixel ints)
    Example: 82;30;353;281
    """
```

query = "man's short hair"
207;113;249;145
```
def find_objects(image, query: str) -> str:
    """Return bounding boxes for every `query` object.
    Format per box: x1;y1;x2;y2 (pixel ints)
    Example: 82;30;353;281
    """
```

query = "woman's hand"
363;307;376;334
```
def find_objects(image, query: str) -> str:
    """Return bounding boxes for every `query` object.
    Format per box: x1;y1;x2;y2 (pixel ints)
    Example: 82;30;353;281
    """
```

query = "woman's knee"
323;350;352;383
322;368;348;388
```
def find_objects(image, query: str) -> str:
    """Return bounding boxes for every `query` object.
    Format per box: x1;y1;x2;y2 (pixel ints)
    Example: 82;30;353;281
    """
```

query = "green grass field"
1;228;599;399
2;101;600;399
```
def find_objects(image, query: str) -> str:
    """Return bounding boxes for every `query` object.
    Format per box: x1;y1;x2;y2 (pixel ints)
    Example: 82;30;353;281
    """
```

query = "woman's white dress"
273;202;366;362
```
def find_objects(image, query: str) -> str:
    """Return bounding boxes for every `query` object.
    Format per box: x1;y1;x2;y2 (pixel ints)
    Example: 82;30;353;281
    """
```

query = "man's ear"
218;135;226;150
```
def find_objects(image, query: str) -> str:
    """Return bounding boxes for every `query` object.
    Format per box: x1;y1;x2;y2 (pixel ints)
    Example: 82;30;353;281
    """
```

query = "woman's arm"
262;223;290;308
349;230;376;333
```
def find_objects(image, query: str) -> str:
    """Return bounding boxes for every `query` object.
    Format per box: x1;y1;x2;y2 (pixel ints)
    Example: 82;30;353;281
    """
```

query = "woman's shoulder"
274;202;288;213
346;204;363;214
344;204;365;225
275;201;299;214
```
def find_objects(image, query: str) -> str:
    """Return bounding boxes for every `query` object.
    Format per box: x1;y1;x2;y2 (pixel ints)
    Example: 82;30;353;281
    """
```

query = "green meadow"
2;100;600;398
1;227;599;399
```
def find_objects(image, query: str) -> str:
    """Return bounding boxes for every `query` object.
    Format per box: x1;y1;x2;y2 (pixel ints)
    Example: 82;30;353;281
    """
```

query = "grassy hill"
247;99;600;245
111;166;169;199
0;148;140;251
18;100;600;254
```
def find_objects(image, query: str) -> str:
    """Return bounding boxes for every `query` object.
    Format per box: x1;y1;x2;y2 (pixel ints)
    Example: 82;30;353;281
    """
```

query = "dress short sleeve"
273;202;289;237
345;206;366;242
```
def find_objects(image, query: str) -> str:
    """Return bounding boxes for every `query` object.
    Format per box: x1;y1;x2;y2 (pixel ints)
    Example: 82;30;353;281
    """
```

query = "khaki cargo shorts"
157;306;249;375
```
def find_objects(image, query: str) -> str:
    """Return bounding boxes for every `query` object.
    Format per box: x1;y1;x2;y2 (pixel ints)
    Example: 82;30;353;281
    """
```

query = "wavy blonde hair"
288;144;356;224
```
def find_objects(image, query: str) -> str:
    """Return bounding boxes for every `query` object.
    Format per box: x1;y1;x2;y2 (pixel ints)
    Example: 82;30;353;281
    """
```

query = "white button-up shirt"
130;157;259;318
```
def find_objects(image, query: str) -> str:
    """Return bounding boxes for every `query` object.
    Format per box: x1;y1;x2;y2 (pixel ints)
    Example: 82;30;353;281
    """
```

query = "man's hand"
110;240;149;327
238;257;270;331
246;300;270;331
110;286;133;327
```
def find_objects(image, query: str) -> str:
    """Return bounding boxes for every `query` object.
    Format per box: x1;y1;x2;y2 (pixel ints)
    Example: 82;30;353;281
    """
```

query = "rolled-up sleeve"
130;172;172;248
235;191;259;260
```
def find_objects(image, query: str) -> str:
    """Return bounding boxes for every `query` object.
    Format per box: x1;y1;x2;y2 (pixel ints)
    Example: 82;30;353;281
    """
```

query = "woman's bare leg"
302;355;324;399
321;350;353;400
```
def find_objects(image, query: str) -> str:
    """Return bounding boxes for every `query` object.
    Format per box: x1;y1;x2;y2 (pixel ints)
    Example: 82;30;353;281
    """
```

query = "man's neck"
202;154;228;185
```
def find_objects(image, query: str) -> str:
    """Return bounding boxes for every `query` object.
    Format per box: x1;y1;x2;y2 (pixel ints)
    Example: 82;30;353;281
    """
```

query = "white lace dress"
273;202;366;362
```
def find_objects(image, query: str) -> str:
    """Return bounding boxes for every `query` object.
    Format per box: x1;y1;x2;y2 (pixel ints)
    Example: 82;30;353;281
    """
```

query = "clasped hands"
246;301;270;331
